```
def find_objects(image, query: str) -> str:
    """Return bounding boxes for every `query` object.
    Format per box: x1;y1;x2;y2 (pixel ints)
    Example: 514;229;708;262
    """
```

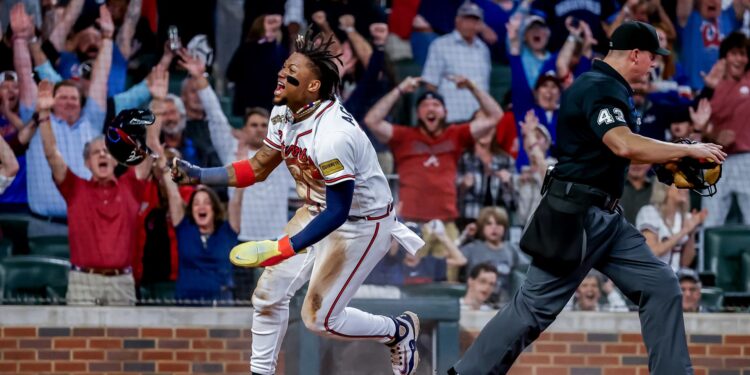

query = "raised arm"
363;76;421;144
676;0;694;28
450;75;502;139
88;5;114;110
10;3;37;109
228;186;244;233
339;14;373;69
48;0;85;51
0;134;19;179
603;0;636;37
506;13;522;56
557;18;596;82
177;48;235;164
148;99;186;226
37;80;68;185
133;66;170;180
115;0;142;59
435;229;467;267
520;110;548;179
654;0;677;40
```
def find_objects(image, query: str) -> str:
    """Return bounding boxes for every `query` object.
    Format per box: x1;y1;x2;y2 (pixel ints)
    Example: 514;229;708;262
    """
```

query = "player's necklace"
293;100;322;122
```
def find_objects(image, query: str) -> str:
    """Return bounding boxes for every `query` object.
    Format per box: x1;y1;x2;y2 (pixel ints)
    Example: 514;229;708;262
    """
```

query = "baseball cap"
535;71;561;90
457;1;483;21
416;91;446;107
676;268;701;284
609;21;670;56
523;14;548;34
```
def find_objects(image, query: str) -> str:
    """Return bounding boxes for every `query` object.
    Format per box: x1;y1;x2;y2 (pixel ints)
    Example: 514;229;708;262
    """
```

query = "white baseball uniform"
249;98;423;375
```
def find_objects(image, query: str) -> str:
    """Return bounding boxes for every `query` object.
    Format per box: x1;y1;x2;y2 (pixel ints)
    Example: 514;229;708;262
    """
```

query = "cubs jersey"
264;99;392;217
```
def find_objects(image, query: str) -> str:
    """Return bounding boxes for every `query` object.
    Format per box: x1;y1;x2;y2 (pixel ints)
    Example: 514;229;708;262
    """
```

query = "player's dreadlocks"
295;28;343;101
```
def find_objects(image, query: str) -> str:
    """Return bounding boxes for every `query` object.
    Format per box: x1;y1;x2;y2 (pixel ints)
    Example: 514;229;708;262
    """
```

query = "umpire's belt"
72;265;132;276
347;203;393;222
547;179;619;213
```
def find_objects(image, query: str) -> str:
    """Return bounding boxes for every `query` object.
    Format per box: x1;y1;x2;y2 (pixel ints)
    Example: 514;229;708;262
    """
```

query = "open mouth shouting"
274;80;286;97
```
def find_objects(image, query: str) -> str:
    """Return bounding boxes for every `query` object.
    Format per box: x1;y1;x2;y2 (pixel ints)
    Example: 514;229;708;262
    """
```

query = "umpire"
448;21;726;375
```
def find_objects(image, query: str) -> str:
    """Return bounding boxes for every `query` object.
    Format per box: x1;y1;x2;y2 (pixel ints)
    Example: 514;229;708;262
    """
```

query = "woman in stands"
150;103;243;304
636;182;706;272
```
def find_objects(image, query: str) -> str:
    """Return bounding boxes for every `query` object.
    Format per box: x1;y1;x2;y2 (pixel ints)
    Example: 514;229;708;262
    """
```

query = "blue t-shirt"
174;220;238;302
679;9;741;91
403;256;447;285
0;154;27;205
364;251;447;286
56;44;128;97
475;0;518;63
509;54;559;169
364;249;405;286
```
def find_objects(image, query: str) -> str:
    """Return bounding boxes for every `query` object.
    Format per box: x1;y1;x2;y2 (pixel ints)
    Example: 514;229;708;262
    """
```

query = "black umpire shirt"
554;60;641;198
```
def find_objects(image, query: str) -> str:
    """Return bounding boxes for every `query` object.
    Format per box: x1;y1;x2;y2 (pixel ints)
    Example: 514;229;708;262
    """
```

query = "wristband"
231;159;256;187
199;166;229;185
279;235;295;255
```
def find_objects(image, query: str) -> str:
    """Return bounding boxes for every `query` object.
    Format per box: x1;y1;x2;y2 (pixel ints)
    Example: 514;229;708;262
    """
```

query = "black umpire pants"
452;205;693;375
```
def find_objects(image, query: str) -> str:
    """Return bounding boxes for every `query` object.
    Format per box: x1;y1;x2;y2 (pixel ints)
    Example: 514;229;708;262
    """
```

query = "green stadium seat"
742;251;750;294
702;226;750;293
489;64;511;104
700;286;724;311
400;283;466;298
139;281;176;305
0;255;70;304
0;213;30;254
0;238;12;260
28;236;70;259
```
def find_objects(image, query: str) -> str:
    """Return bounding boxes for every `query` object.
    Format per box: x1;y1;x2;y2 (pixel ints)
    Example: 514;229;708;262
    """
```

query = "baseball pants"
249;206;397;375
452;206;693;375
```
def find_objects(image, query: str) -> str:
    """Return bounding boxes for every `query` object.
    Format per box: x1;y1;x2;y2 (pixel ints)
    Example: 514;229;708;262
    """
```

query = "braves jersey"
264;99;392;217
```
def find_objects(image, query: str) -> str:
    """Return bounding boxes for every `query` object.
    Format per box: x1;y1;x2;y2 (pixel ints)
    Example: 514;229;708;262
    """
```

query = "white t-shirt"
636;205;689;271
265;99;392;217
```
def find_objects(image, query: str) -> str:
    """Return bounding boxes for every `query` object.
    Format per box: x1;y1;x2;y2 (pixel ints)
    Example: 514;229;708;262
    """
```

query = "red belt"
73;265;132;276
348;203;393;221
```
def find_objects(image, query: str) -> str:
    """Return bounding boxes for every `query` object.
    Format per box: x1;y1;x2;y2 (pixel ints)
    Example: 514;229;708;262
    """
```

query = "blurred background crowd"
0;0;749;314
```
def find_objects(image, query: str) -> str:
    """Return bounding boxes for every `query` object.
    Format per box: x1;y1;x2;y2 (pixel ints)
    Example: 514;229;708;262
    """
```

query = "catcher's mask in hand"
653;139;722;197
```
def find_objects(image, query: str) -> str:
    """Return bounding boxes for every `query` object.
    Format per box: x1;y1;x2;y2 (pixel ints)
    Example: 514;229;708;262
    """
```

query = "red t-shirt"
710;74;750;154
389;123;474;221
57;168;145;269
496;112;519;159
388;0;420;39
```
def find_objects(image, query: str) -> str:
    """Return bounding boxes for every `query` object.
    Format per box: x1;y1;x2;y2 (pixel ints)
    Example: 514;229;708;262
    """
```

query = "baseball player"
449;21;727;375
171;30;423;375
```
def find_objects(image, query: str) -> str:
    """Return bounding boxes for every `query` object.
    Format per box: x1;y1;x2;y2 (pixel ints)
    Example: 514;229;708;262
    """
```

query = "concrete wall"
1;306;749;374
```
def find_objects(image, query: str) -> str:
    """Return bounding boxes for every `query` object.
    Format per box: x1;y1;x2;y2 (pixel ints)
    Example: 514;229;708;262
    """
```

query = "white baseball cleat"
387;311;420;375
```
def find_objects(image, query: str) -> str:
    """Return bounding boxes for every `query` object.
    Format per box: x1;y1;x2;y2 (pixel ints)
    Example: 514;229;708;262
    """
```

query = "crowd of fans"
0;0;748;314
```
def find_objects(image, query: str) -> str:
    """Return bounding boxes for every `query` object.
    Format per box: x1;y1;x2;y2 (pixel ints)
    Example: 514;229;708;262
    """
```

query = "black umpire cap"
609;21;670;56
